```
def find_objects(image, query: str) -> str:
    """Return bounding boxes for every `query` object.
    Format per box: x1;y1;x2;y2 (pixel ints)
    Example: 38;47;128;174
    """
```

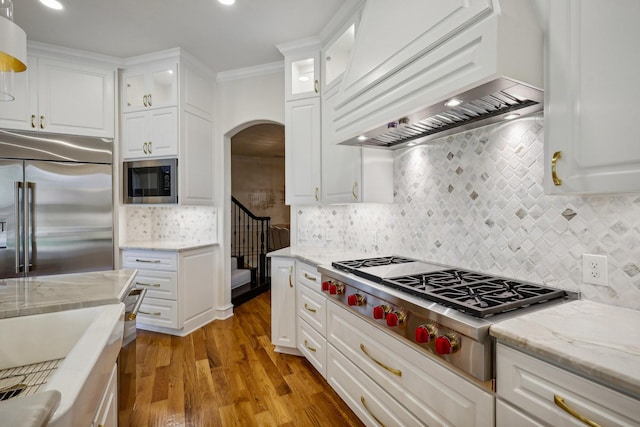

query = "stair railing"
231;196;271;285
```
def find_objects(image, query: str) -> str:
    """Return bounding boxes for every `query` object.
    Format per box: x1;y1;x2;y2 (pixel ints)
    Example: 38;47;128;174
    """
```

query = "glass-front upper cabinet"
122;62;178;113
279;37;321;101
323;23;356;90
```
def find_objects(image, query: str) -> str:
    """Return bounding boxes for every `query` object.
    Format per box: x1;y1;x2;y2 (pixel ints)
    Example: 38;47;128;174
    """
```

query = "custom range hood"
332;0;545;150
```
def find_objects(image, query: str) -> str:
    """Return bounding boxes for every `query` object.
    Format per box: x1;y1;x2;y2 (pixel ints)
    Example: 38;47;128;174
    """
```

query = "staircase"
231;197;271;292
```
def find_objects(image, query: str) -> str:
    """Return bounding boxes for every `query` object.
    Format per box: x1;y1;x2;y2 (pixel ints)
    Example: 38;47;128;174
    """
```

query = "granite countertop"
490;299;640;399
120;240;217;251
0;269;138;319
267;247;374;268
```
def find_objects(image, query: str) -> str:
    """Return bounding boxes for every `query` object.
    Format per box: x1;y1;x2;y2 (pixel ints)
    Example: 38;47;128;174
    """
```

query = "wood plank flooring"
120;291;364;427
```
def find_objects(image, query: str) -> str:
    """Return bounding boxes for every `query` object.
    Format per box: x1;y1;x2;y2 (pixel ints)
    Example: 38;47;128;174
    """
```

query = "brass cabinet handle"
352;181;359;200
148;93;152;106
135;258;161;264
143;94;148;107
360;396;385;427
139;310;161;316
314;79;319;94
552;151;563;186
288;265;293;288
39;115;44;129
31;114;36;128
304;303;317;313
147;141;152;154
143;142;148;154
136;281;161;288
360;344;402;377
314;187;319;201
304;273;317;282
554;395;601;427
303;339;317;352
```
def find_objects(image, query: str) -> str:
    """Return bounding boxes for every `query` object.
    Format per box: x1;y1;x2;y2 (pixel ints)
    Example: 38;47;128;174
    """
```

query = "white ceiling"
13;0;345;73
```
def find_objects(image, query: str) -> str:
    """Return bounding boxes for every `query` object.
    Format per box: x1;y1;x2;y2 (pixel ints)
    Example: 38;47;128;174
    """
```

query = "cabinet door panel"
545;0;640;193
121;112;148;159
0;55;34;130
285;98;321;205
37;58;114;138
271;258;296;349
123;73;146;112
148;107;178;157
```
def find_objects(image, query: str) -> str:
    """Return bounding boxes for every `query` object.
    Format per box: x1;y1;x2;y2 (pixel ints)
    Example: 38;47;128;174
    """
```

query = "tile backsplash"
124;206;217;242
295;115;640;310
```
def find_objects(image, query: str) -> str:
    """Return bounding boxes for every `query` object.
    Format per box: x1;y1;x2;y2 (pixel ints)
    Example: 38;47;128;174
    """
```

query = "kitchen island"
0;269;137;319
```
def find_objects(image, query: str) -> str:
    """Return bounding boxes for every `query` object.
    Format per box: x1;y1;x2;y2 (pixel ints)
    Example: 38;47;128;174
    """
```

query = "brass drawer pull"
314;79;319;94
554;395;601;427
136;282;161;287
135;258;161;264
361;396;385;427
304;273;317;282
303;339;317;352
139;310;161;317
39;115;45;129
552;150;563;186
352;181;359;200
288;265;293;288
304;303;317;313
360;344;402;377
31;114;36;128
314;187;319;201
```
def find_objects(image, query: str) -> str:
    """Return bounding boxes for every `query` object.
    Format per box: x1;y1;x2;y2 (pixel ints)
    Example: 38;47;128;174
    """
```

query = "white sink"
0;303;124;426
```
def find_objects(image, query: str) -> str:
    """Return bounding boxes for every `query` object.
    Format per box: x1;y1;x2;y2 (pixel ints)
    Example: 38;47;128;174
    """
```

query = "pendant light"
0;0;27;102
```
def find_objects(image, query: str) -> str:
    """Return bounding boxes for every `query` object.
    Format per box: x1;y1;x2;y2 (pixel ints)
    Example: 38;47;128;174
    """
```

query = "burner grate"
383;269;566;317
332;256;415;272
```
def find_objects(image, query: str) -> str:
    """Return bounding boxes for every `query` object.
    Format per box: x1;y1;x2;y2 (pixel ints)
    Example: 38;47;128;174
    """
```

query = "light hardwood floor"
120;291;364;426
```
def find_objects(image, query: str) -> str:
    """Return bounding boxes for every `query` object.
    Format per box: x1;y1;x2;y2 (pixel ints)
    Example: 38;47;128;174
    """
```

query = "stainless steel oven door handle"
14;182;22;273
125;288;147;321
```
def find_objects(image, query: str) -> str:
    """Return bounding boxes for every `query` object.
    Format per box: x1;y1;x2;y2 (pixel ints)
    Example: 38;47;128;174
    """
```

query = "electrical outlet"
582;254;608;286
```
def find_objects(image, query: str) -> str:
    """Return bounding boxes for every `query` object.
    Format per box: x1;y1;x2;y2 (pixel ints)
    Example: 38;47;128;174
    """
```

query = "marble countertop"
120;240;217;251
0;269;138;319
490;299;640;399
267;247;375;268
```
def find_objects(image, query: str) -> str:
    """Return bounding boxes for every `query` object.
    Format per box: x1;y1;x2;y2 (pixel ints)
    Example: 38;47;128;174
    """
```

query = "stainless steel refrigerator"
0;129;113;279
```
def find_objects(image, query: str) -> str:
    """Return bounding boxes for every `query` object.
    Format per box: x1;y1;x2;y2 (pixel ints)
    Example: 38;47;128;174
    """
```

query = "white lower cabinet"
92;364;117;427
121;246;216;336
327;301;494;427
295;261;327;376
496;343;639;427
328;346;425;427
271;257;299;354
496;398;544;427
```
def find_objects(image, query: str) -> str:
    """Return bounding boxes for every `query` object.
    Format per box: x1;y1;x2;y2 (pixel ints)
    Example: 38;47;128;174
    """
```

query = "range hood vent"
340;78;543;150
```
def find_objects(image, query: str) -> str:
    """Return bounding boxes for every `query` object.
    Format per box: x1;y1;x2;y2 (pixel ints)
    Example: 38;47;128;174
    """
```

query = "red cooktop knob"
329;284;337;295
321;281;331;291
435;334;460;355
347;293;366;306
373;306;386;319
386;312;399;327
416;326;431;343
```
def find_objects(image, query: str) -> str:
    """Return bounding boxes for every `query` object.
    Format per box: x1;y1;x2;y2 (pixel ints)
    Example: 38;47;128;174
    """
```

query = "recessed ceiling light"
444;98;462;108
298;76;310;82
504;113;520;120
357;135;367;141
218;0;235;5
40;0;64;10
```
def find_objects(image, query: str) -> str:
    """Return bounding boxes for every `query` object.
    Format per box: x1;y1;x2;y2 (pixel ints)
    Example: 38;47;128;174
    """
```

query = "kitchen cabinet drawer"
496;344;639;427
136;297;178;329
297;282;327;336
132;269;178;300
297;261;321;291
328;345;425;427
298;319;327;378
122;250;178;271
327;301;494;427
496;398;544;427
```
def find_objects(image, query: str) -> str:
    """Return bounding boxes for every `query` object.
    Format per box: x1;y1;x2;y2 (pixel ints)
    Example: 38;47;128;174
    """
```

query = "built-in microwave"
123;158;178;204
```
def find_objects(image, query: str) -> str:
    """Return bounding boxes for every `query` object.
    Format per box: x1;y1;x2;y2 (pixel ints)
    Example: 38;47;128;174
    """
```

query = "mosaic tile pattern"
295;114;640;310
125;206;217;242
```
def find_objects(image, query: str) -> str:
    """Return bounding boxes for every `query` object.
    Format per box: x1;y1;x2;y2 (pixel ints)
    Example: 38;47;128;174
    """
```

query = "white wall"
214;64;285;314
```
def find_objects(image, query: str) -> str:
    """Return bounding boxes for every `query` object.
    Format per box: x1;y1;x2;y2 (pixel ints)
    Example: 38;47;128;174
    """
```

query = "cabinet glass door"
149;67;177;109
124;74;146;111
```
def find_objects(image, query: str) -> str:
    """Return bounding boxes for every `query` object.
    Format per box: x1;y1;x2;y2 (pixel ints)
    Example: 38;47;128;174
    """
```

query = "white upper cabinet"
121;107;178;159
122;61;178;113
544;0;640;194
0;49;116;138
321;82;393;204
323;22;356;90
